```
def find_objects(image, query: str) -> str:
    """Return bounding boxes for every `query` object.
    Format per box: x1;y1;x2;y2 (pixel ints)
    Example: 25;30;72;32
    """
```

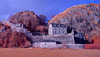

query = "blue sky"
0;0;100;21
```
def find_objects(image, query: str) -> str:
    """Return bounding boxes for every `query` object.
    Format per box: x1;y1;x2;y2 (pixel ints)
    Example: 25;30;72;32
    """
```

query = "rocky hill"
9;10;47;33
0;10;49;48
48;3;100;43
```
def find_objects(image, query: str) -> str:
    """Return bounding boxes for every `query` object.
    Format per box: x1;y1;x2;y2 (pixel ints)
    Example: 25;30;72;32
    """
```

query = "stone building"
49;23;67;35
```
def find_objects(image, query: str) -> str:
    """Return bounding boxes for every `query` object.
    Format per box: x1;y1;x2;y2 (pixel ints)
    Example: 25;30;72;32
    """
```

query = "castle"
1;20;85;49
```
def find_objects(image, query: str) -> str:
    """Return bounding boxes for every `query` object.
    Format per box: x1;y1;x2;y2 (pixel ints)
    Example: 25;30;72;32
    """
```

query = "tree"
52;15;55;18
36;25;48;34
0;23;31;48
9;11;40;32
39;14;47;23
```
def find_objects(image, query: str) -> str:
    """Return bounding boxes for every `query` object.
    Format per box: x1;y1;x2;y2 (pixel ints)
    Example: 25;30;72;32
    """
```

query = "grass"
0;48;100;57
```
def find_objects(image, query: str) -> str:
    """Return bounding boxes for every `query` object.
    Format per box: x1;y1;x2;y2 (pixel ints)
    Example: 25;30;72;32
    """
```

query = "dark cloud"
0;0;100;21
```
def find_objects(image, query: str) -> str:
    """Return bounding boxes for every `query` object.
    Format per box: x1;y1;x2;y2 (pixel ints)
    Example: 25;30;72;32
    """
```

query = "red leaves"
36;25;48;34
0;39;3;47
85;44;100;49
8;31;31;48
91;35;100;44
0;23;31;48
9;11;47;32
85;34;100;49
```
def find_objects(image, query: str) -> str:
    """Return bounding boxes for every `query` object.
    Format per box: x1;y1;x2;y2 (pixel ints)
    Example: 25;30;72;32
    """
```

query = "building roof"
51;23;66;28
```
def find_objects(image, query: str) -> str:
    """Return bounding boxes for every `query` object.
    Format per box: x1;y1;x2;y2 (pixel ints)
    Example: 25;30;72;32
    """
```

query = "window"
63;31;64;34
55;27;56;29
55;31;56;34
63;28;64;30
59;31;60;34
54;24;56;26
58;25;60;27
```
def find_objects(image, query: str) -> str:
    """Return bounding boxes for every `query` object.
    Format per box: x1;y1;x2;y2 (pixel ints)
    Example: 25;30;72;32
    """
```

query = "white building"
49;23;67;35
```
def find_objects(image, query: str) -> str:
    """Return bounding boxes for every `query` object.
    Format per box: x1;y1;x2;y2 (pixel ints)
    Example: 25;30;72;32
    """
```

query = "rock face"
9;10;46;32
48;3;100;43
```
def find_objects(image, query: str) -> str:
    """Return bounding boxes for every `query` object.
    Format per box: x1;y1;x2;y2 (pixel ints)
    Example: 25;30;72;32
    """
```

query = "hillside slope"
9;10;46;32
48;3;100;43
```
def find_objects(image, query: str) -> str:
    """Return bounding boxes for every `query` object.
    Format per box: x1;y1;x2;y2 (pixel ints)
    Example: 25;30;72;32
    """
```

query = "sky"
0;0;100;21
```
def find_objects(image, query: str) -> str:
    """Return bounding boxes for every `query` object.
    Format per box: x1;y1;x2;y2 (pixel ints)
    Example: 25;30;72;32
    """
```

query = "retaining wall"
31;35;75;44
32;43;85;49
67;44;85;49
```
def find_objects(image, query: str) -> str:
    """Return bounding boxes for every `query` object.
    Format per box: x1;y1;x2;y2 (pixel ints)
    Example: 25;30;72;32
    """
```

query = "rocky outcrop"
48;3;100;43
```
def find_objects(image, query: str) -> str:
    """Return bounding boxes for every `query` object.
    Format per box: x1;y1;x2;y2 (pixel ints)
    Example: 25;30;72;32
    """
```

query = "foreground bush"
0;23;31;48
85;44;100;49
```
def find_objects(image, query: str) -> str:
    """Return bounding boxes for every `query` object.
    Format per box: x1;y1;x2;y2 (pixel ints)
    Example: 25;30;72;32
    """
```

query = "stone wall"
67;44;85;49
31;34;75;44
1;20;75;44
33;42;56;48
32;43;85;49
